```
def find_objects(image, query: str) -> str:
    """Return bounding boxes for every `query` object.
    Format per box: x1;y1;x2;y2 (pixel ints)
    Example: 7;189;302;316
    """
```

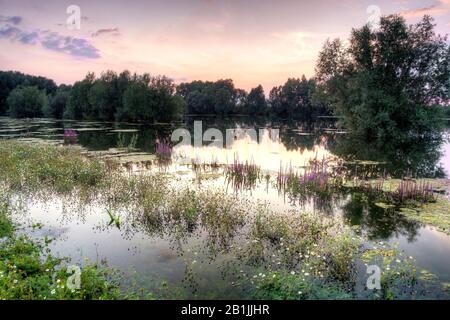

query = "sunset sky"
1;0;449;92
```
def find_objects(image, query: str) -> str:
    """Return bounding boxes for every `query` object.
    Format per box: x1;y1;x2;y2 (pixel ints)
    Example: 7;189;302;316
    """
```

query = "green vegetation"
0;194;139;300
0;71;57;116
177;77;329;119
7;86;48;118
399;198;450;235
315;15;450;140
0;140;107;193
64;71;186;123
0;71;330;122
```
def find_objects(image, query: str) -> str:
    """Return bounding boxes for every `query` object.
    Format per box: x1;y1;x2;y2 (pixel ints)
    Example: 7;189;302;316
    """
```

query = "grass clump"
0;235;125;300
0;140;107;193
225;155;261;191
0;202;14;238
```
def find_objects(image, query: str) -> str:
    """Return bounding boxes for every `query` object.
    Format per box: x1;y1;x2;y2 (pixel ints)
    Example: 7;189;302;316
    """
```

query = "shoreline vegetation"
0;140;449;299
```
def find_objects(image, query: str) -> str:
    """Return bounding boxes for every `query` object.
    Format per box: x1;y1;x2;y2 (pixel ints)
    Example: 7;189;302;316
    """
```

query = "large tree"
0;71;56;115
7;86;48;118
315;15;450;139
247;85;267;115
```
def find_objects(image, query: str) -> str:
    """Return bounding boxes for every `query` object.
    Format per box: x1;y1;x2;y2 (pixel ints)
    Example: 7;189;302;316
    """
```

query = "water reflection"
342;193;421;241
331;131;448;178
2;116;450;297
1;116;448;178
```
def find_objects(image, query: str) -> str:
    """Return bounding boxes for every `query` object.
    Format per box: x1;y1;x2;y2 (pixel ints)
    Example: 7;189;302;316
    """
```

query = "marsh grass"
352;178;435;206
277;157;343;198
225;155;261;191
0;140;107;194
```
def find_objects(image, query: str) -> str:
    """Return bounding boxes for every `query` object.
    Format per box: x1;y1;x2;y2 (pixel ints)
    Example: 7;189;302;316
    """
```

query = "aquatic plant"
106;209;121;229
0;202;141;300
191;157;221;173
117;133;138;151
63;129;77;144
155;138;172;159
277;157;341;199
352;178;435;205
0;141;108;193
396;179;434;203
225;155;261;191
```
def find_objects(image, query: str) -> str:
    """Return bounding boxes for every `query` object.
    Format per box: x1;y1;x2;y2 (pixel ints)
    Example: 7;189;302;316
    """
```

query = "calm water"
1;116;449;298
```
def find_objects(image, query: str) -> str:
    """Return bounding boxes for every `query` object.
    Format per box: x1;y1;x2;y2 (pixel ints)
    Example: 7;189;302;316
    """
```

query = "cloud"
400;1;450;18
18;31;39;44
91;28;120;37
0;19;100;59
0;25;21;38
0;15;22;25
41;32;100;58
400;5;441;17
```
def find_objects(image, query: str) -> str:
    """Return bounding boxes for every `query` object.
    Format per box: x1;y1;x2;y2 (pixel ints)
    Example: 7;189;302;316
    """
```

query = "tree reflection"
342;193;421;241
330;131;447;179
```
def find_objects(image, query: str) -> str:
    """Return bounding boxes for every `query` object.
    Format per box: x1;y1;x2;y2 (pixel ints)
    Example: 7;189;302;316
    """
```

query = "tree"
268;76;324;119
247;85;267;115
0;71;56;115
7;86;48;118
315;15;450;139
64;72;95;120
43;84;71;119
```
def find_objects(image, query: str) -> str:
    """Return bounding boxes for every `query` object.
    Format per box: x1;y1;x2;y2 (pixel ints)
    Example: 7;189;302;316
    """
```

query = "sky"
0;0;449;92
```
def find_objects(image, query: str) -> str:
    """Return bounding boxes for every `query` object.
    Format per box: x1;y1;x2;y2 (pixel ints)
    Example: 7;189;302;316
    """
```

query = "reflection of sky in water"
441;138;450;177
173;130;332;172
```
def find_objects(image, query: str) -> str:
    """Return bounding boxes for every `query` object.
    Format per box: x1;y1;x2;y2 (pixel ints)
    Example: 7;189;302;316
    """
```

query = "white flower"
51;289;56;295
298;291;302;295
13;279;18;284
290;271;295;275
305;273;310;276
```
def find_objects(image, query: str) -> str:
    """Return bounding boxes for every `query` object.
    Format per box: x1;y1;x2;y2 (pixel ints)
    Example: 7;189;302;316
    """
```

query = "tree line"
0;71;330;122
1;14;448;135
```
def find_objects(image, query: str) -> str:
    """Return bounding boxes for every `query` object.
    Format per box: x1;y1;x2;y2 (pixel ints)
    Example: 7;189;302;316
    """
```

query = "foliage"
0;203;131;300
64;71;185;122
0;140;107;193
0;71;57;115
269;76;329;119
315;15;450;139
7;86;48;118
43;84;71;119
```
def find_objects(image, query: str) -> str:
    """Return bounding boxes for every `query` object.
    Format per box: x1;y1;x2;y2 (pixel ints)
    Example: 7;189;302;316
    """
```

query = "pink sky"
0;0;449;92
